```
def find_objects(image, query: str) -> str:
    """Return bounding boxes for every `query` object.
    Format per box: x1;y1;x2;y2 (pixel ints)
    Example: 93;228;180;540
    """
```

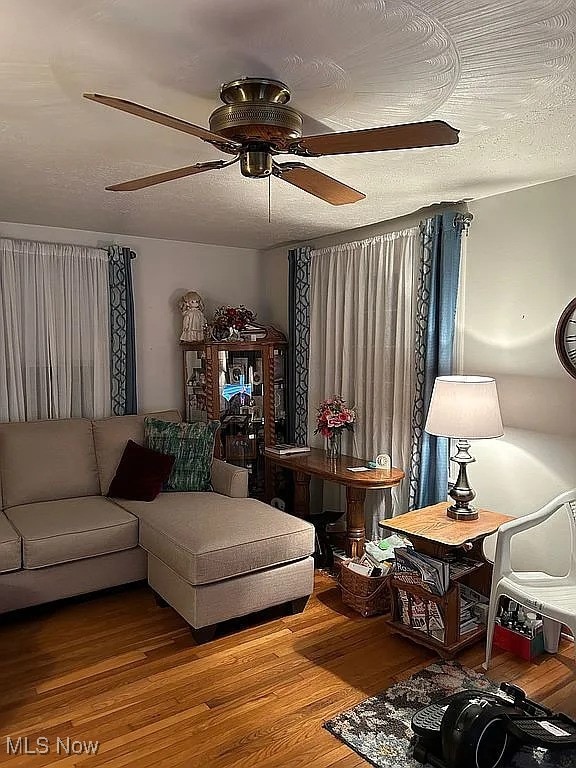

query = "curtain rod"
267;200;470;252
1;235;136;258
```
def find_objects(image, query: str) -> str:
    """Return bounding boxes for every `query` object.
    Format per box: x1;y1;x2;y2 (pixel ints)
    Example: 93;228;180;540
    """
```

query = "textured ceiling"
0;0;575;249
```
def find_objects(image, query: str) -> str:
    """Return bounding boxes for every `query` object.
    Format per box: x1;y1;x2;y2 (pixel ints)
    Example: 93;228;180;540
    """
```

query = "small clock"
555;297;576;380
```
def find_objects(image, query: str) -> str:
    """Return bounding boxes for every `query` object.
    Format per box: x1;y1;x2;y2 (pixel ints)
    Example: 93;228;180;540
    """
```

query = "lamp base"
446;504;478;521
447;439;478;522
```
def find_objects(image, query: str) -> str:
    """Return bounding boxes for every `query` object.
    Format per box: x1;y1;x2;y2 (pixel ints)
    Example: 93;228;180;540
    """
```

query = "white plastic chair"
484;488;576;669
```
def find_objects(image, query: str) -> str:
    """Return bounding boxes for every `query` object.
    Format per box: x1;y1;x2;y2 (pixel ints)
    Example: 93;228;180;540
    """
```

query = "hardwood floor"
0;573;574;767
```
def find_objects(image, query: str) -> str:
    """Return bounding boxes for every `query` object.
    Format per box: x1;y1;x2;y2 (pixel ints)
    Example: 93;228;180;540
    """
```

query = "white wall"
0;221;265;413
464;176;576;517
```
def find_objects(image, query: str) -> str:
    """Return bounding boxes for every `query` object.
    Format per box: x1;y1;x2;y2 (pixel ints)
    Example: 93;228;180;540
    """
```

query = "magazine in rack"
394;548;450;596
393;548;448;642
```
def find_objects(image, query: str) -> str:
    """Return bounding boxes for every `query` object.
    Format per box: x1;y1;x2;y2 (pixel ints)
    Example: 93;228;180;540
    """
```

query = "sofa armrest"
211;459;249;498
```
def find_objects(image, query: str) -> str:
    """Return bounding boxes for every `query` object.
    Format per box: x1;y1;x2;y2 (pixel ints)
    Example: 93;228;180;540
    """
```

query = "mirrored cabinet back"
181;331;288;499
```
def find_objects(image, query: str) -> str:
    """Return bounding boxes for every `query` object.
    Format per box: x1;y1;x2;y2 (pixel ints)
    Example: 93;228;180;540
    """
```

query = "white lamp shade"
425;375;504;439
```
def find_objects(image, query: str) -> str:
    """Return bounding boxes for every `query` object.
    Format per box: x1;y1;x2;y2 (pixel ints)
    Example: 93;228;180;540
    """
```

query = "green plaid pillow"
144;418;220;492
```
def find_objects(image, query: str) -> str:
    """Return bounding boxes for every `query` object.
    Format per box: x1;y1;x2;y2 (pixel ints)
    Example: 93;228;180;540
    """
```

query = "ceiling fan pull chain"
268;173;271;224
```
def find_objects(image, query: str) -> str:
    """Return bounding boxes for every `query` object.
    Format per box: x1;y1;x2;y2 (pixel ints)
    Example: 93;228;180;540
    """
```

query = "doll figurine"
179;291;207;342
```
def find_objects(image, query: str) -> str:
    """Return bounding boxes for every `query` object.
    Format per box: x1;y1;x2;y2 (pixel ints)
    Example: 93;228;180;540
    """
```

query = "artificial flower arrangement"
212;304;256;331
314;395;356;438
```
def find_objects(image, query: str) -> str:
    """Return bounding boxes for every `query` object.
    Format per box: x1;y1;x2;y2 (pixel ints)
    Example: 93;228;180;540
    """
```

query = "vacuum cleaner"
411;682;576;768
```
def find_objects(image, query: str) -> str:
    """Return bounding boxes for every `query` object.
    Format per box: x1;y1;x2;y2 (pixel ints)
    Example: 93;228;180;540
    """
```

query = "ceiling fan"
84;77;459;205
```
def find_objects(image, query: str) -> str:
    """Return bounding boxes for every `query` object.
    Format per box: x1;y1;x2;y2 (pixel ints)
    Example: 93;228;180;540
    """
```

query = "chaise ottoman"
112;491;315;642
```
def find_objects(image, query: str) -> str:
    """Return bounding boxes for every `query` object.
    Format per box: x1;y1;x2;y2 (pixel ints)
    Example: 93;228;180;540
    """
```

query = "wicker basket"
338;563;391;617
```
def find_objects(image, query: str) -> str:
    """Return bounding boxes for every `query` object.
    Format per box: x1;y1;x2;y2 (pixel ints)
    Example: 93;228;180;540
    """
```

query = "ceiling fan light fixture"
240;146;272;178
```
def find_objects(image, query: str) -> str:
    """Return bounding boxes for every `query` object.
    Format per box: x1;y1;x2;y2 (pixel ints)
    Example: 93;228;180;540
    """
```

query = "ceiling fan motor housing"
209;77;303;167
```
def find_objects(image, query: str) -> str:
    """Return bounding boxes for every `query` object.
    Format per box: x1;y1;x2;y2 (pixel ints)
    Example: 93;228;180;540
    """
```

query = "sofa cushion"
113;493;315;585
144;418;219;492
92;410;180;494
108;440;175;501
5;497;138;569
0;512;21;573
0;419;99;508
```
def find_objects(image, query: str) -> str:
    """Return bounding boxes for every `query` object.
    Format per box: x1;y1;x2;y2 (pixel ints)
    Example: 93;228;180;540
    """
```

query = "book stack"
264;444;311;455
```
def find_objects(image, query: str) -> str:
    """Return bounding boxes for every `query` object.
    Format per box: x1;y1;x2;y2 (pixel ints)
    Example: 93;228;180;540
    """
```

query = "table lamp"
425;375;503;521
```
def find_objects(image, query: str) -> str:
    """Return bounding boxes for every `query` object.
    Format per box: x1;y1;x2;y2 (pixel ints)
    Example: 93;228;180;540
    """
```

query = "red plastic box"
493;623;545;661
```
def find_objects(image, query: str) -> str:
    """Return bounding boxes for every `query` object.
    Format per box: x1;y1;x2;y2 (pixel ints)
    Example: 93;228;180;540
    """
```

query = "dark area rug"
324;660;574;768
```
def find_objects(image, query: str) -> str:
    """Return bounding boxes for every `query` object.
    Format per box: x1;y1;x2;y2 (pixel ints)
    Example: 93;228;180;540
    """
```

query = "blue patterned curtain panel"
108;245;137;415
288;246;312;444
409;212;471;509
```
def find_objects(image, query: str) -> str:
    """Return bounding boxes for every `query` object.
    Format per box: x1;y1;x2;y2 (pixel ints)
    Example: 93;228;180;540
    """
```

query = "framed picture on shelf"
230;363;246;383
232;357;248;379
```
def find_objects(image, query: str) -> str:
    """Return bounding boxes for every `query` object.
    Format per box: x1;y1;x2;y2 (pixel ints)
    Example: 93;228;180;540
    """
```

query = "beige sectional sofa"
0;411;315;642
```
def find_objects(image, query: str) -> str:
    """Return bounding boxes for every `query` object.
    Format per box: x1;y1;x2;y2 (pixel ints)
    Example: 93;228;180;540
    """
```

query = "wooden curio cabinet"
181;329;288;499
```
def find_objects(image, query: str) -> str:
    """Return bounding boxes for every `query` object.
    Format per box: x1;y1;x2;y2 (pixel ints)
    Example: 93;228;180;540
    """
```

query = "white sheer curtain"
308;228;421;537
0;238;111;421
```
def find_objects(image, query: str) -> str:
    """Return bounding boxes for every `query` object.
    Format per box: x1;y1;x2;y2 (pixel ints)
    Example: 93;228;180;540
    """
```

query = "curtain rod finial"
454;212;473;235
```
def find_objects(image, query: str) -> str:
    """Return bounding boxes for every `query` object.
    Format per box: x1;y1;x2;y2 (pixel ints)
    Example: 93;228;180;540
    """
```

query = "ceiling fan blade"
273;162;365;205
291;120;459;156
106;160;229;191
83;93;241;151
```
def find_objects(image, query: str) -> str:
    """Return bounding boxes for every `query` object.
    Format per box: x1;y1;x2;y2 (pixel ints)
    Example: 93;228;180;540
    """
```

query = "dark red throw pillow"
108;440;175;502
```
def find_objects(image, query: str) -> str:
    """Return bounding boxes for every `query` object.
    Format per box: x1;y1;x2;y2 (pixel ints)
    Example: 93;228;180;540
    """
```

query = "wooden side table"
379;502;513;657
265;448;404;557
